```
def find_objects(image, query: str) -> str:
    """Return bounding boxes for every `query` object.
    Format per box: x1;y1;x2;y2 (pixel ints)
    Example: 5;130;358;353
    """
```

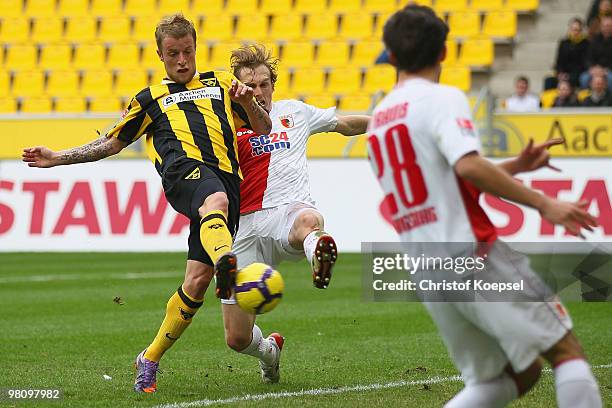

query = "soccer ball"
234;263;284;314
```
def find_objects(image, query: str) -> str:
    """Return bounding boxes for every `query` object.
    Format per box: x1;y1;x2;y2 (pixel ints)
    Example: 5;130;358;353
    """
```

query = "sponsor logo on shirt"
162;87;222;108
457;118;476;137
249;132;291;156
279;114;295;128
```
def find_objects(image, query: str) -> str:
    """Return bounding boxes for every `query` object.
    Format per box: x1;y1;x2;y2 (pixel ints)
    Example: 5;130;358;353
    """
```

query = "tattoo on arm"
245;99;270;132
58;135;117;165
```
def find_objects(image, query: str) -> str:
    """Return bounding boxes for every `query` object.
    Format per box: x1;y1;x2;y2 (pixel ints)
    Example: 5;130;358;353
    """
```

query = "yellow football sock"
200;210;233;264
144;285;203;362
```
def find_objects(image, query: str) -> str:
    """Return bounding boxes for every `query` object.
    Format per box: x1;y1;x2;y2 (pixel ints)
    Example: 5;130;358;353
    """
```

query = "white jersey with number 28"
367;78;497;243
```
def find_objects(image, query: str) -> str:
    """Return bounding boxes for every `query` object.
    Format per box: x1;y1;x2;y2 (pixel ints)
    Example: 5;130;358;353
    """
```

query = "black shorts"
162;158;241;266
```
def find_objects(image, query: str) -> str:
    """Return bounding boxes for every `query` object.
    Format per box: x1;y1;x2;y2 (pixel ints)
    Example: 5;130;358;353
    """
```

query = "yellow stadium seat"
24;0;57;17
235;14;269;41
58;0;89;18
55;96;86;112
46;70;80;97
114;70;149;98
89;96;122;112
30;17;64;44
90;0;123;17
304;13;338;40
158;0;190;15
12;70;45;97
294;0;327;14
316;41;350;67
73;44;106;70
363;65;396;93
303;94;337;108
269;14;304;41
4;45;38;70
191;0;225;17
505;0;538;11
225;0;258;15
150;67;168;83
327;67;362;94
339;13;375;40
98;17;132;43
414;0;434;7
373;12;391;39
292;67;325;95
280;41;315;68
0;98;17;113
458;37;494;66
81;69;114;97
329;0;362;13
2;0;24;18
448;11;481;38
482;10;517;38
539;89;557;108
261;0;292;14
0;71;10;96
141;43;162;69
340;93;373;111
1;18;31;44
107;43;141;69
364;0;399;13
435;0;468;13
272;68;290;94
439;64;471;91
200;14;234;42
21;96;53;113
64;17;97;43
132;16;157;42
352;40;385;67
471;0;504;11
208;41;241;70
443;39;458;65
124;0;158;17
39;44;73;70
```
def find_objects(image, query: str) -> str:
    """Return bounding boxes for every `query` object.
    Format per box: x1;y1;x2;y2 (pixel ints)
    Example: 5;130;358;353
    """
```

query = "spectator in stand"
587;0;611;38
546;18;589;89
580;15;612;89
552;80;580;107
582;74;612;106
505;76;541;112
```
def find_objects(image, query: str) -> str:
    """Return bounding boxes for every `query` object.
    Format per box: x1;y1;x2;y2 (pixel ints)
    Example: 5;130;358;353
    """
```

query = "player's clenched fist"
22;146;57;168
229;80;255;105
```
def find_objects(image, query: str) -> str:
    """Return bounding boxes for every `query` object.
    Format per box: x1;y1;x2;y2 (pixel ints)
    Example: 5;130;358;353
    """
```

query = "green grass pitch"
0;253;610;407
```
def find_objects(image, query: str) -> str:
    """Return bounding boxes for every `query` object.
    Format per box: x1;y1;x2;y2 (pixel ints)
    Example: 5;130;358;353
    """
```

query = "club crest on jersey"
279;114;295;128
457;118;476;137
200;78;218;87
249;132;291;156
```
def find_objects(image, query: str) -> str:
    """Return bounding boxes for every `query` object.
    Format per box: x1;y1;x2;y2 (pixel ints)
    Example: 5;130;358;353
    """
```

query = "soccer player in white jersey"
214;44;370;383
368;6;602;408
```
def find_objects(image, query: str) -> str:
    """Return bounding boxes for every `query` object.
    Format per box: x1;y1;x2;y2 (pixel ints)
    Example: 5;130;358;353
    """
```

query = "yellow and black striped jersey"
107;70;250;179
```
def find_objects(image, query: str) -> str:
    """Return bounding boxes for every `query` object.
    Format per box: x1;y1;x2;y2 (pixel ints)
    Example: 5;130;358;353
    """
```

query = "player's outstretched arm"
455;152;598;236
498;138;563;175
229;80;272;135
334;115;371;136
22;134;127;168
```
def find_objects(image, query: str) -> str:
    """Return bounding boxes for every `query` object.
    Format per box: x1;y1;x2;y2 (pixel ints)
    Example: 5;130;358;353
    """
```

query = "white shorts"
423;240;573;385
222;202;320;305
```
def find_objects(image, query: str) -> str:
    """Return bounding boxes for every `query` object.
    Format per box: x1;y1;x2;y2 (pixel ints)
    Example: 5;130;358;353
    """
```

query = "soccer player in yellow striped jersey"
22;13;271;394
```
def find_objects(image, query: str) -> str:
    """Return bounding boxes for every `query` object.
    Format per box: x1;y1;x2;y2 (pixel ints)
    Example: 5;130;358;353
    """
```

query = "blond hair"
155;13;197;50
230;44;279;85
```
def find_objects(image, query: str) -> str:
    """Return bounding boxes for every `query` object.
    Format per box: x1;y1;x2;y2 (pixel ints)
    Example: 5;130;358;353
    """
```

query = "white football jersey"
367;78;497;243
237;99;337;213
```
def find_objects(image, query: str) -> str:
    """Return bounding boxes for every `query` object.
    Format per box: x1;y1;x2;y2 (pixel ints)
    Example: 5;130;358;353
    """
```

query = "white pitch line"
153;363;612;408
0;270;182;284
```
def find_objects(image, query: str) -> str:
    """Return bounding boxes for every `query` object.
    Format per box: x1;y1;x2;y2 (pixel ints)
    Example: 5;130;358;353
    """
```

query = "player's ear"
387;51;398;67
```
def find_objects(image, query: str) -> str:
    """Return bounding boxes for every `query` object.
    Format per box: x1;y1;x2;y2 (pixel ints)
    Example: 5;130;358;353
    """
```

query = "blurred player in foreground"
22;14;271;393
215;44;370;383
368;6;602;408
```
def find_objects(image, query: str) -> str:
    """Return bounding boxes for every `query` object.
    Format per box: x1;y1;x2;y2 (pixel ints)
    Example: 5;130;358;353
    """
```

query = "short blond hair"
230;44;279;85
155;13;197;51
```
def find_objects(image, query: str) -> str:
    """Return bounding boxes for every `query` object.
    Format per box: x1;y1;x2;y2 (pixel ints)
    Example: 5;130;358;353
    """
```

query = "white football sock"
303;230;320;264
238;324;277;365
554;359;602;408
444;373;518;408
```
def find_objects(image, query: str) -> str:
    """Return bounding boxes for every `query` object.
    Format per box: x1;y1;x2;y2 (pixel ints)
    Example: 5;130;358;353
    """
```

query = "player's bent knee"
199;192;229;218
295;210;323;230
509;359;543;396
542;331;585;367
